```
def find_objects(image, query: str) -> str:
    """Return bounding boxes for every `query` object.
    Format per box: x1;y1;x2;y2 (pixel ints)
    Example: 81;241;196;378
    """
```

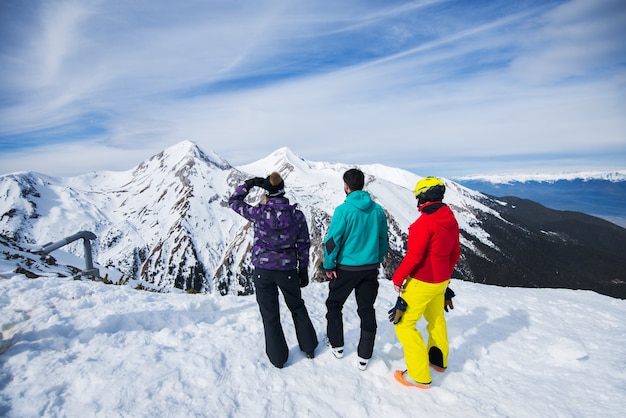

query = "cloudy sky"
1;0;625;178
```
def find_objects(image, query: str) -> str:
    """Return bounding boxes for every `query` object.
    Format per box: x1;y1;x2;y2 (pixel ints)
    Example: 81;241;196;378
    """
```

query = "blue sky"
1;0;625;178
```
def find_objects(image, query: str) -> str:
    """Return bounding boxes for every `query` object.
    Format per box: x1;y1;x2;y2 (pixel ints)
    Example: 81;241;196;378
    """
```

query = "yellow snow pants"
394;278;450;384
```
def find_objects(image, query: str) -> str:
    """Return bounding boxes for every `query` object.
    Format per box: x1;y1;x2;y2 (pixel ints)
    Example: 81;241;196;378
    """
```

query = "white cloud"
510;0;626;83
1;0;624;177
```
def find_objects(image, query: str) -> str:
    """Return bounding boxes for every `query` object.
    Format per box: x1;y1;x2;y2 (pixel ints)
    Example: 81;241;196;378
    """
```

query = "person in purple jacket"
229;171;318;368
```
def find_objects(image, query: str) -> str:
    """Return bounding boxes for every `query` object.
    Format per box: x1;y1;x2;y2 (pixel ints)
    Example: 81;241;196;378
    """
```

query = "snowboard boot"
394;370;431;389
325;337;344;359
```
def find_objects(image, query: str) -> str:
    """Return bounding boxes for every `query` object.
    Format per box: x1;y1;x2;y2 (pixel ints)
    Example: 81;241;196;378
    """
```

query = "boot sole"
394;370;431;389
429;363;446;373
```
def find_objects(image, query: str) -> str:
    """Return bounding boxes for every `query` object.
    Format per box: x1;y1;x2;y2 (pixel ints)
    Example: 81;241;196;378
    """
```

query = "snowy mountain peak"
268;147;303;162
1;142;624;298
155;140;232;171
240;147;315;179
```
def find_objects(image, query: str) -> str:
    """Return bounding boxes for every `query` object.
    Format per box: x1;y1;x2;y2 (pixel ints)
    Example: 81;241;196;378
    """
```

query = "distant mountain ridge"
456;171;626;183
455;172;626;228
1;141;625;298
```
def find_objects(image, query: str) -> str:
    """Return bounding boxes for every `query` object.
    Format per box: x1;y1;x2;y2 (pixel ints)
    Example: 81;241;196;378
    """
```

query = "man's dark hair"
343;168;365;191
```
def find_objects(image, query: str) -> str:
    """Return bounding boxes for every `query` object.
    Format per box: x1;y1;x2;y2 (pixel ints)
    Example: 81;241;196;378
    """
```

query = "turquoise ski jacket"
323;190;389;270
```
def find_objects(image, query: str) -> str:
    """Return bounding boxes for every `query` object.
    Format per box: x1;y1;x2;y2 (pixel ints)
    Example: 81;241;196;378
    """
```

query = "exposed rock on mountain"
1;141;624;298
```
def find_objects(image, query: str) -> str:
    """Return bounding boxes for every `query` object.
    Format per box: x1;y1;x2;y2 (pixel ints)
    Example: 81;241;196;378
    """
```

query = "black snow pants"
253;268;318;368
325;268;379;360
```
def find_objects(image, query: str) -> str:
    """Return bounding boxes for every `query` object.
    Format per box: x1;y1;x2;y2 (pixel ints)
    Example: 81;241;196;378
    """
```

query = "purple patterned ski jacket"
228;183;310;271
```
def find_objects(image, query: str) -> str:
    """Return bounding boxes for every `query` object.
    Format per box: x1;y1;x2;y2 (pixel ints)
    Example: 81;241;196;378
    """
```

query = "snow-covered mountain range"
456;171;626;184
455;171;626;228
2;141;625;298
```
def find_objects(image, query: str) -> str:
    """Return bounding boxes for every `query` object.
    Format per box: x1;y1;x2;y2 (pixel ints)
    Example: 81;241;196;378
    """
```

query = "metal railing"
36;231;100;278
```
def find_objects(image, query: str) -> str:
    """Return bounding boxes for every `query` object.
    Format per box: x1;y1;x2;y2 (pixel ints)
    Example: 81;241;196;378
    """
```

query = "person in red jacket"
390;177;460;389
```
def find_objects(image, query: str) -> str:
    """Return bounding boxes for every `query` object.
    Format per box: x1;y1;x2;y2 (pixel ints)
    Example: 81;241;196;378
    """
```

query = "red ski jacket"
391;201;460;286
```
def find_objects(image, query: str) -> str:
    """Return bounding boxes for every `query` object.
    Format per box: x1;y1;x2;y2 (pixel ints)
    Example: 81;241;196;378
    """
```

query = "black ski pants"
325;268;379;359
253;268;318;368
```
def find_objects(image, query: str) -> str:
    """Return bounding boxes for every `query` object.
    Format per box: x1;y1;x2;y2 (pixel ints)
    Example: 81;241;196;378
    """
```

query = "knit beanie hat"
263;172;285;197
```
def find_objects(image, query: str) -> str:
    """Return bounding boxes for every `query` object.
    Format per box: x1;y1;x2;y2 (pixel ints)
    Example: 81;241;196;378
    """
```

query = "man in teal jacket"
323;168;389;370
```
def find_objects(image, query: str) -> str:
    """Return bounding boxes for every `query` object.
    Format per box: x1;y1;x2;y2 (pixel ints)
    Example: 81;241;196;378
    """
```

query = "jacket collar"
419;201;445;214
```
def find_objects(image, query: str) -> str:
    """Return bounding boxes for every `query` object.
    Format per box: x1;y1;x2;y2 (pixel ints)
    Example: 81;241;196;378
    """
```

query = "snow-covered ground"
1;269;624;417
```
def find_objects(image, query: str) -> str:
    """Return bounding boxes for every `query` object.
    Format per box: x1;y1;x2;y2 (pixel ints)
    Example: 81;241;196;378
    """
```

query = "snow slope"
1;271;624;417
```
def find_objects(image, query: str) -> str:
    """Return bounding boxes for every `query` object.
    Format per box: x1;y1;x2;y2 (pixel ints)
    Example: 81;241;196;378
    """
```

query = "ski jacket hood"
419;202;459;232
344;190;375;212
391;201;460;286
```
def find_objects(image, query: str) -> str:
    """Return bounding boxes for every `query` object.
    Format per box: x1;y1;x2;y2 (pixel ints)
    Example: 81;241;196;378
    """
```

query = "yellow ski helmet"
414;177;445;203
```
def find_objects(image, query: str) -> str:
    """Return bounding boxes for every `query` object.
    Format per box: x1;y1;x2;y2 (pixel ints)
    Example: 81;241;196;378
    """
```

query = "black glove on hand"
244;177;265;189
388;296;408;324
261;176;285;196
444;287;455;312
298;268;309;288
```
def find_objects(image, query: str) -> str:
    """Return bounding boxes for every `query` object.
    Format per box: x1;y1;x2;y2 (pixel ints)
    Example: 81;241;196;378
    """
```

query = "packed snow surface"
1;272;624;417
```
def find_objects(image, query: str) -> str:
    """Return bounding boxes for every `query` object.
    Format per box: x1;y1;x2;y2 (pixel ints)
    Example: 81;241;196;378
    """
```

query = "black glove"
244;177;265;189
444;287;455;312
261;176;285;196
298;268;309;288
388;296;408;324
